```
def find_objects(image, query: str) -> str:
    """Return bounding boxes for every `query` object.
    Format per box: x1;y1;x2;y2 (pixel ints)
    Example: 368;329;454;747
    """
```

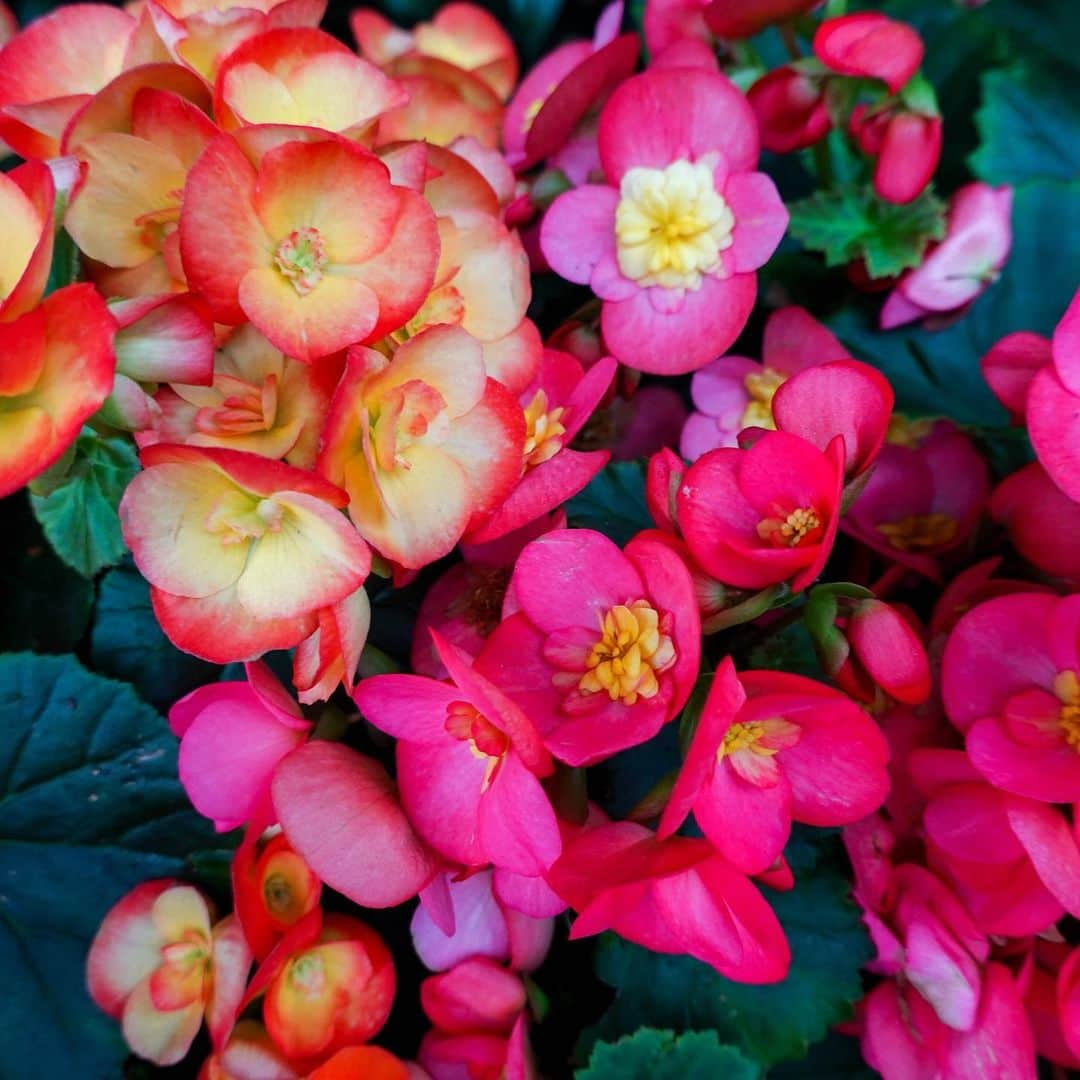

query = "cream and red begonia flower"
213;27;407;137
180;133;439;362
319;324;526;569
0;161;56;324
476;529;700;766
541;66;788;374
292;583;372;704
120;444;371;662
137;322;340;470
352;1;517;102
87;881;252;1066
0;284;116;498
659;657;890;875
66;88;218;295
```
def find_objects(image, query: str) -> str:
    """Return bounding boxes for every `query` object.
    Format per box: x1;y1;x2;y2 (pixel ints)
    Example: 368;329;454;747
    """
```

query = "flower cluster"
0;0;1074;1073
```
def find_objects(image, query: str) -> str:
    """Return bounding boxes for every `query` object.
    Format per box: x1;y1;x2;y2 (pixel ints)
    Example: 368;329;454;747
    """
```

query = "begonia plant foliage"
0;0;1078;1075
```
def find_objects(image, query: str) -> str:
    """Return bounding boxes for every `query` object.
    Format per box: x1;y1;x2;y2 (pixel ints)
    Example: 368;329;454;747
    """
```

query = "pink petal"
1051;285;1080;396
967;715;1080;803
539;185;617;286
353;674;459;742
272;742;437;907
1004;796;1080;916
763;305;851;372
1028;365;1080;503
724;170;788;273
981;331;1050;420
411;870;511;973
478;753;561;876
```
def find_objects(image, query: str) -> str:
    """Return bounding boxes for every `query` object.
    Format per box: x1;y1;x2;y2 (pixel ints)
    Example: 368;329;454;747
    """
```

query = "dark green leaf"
0;494;93;653
567;460;652;547
581;832;870;1067
970;60;1080;186
0;653;221;1079
577;1029;761;1080
30;433;138;578
830;179;1080;424
43;227;81;298
747;620;823;681
788;187;946;279
506;0;564;61
771;1029;878;1078
91;561;220;710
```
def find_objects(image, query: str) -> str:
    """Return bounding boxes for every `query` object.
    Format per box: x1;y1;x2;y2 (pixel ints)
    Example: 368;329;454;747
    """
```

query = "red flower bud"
748;66;831;154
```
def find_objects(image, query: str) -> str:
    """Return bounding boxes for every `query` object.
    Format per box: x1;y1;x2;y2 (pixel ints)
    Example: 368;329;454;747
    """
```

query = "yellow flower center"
578;600;676;705
877;513;957;552
886;413;935;447
757;506;823;547
274;226;328;296
614;159;734;290
1054;671;1080;751
287;951;327;996
522;389;567;468
741;367;787;430
205;490;283;544
719;721;779;759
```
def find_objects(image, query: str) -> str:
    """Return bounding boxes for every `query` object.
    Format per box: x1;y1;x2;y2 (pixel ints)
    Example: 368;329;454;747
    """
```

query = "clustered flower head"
0;0;1073;1073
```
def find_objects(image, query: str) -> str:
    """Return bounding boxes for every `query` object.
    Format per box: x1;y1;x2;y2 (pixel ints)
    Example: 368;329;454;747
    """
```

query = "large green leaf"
0;653;222;1078
788;187;946;279
830;179;1080;424
91;562;220;711
30;433;138;578
577;1029;761;1080
566;461;652;547
0;494;93;653
970;60;1080;186
581;831;871;1067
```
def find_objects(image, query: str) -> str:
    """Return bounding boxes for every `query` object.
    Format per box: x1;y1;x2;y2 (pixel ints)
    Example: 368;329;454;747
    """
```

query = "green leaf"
567;460;652;547
747;620;823;681
830;179;1080;425
581;831;871;1067
43;227;81;298
506;0;564;60
0;494;93;653
970;60;1080;186
30;432;138;578
0;653;222;1078
91;561;220;710
788;187;947;279
577;1029;761;1080
771;1029;878;1078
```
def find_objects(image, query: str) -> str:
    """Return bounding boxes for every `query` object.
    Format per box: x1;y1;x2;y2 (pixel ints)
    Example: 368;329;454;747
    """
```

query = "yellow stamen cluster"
886;413;934;448
579;600;676;705
757;506;822;547
205;490;283;544
1053;670;1080;751
719;721;779;759
522;389;567;468
445;700;508;788
877;512;957;552
614;159;734;290
274;226;329;296
741;367;787;430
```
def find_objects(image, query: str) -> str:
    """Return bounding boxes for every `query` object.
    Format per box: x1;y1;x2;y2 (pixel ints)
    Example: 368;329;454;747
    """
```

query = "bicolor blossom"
541;66;788;374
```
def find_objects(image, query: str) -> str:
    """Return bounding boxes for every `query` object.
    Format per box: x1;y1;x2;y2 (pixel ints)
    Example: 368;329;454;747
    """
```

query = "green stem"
825;0;847;16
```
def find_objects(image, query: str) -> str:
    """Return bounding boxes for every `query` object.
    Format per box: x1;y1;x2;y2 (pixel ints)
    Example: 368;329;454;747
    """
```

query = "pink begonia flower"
540;66;788;374
412;869;554;974
1028;286;1080;503
862;963;1036;1080
87;881;251;1066
813;13;924;94
354;631;561;877
849;103;942;207
411;512;566;680
680;305;851;461
881;184;1012;328
658;658;889;874
272;741;439;908
503;2;637;175
842;420;989;581
604;385;690;462
419;1012;536;1080
547;820;790;983
771;359;894;479
1022;941;1080;1069
704;0;821;40
928;556;1052;641
941;592;1080;803
836;599;931;706
676;430;846;593
991;463;1080;583
643;0;712;56
464;349;615;544
422;957;526;1037
981;330;1050;423
910;749;1080;936
747;65;831;155
475;529;700;767
168;662;310;832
